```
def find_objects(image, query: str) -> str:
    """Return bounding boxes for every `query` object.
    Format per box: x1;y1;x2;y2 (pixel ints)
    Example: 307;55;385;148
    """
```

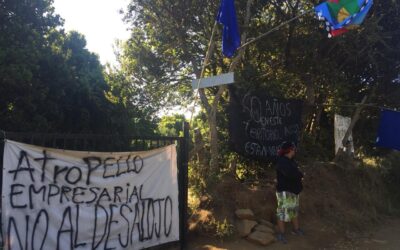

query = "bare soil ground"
329;218;400;250
186;160;399;250
187;217;400;250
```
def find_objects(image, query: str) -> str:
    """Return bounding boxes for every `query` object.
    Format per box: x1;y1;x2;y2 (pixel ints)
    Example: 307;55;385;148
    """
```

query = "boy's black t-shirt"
276;156;303;195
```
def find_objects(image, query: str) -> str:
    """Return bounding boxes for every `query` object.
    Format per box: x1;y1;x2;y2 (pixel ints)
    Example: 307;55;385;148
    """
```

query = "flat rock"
247;231;275;246
200;245;227;250
236;219;258;237
254;224;274;234
235;209;255;220
259;219;274;228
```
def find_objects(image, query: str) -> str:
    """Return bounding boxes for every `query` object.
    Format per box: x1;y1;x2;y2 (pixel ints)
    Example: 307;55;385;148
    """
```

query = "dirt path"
187;220;341;250
187;218;400;250
329;218;400;250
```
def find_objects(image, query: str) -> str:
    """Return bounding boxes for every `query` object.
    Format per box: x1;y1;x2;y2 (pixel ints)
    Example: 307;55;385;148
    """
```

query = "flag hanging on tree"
376;110;400;151
217;0;241;57
315;0;373;37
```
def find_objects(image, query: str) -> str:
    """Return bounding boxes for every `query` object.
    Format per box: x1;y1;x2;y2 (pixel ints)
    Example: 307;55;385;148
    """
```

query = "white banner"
1;140;179;250
334;114;355;154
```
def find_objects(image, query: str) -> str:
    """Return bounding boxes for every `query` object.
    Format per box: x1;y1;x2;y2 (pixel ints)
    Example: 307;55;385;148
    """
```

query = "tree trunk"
206;0;254;175
301;75;316;125
209;108;218;171
341;95;368;155
310;105;323;136
299;75;316;149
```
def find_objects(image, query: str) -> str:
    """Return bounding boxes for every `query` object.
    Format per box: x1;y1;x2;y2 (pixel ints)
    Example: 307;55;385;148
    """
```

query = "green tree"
0;0;62;131
119;0;254;175
157;114;186;136
104;64;158;135
118;0;400;179
0;0;157;135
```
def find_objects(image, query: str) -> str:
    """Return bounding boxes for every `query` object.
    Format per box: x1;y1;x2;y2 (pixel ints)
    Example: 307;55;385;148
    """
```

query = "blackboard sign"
229;91;303;161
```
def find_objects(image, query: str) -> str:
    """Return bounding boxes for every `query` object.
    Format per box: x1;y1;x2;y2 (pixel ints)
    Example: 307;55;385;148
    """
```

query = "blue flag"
376;110;400;151
217;0;241;58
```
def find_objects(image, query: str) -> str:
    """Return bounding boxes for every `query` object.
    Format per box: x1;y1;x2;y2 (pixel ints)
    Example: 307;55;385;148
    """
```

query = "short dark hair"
277;141;296;156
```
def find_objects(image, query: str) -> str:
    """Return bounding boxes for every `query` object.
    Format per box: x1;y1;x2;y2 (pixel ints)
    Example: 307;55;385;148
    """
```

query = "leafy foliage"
114;0;400;186
0;0;155;134
157;114;186;136
2;0;400;183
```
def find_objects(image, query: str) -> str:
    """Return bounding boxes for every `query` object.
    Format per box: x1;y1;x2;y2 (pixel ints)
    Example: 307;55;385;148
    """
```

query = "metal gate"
0;123;189;249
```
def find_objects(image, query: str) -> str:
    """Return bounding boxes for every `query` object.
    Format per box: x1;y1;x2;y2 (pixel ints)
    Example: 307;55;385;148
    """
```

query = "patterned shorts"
276;191;300;222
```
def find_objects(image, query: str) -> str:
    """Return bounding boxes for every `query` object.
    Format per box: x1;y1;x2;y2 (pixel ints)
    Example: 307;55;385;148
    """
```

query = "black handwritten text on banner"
1;140;179;250
229;92;303;161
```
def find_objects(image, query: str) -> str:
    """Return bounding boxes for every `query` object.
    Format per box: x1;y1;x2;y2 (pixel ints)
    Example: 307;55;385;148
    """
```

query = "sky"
53;0;198;118
53;0;131;66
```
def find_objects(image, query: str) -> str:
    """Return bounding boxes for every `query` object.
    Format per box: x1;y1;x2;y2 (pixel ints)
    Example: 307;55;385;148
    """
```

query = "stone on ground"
247;231;275;246
254;224;274;234
236;219;258;237
235;209;255;220
199;245;227;250
259;219;274;228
